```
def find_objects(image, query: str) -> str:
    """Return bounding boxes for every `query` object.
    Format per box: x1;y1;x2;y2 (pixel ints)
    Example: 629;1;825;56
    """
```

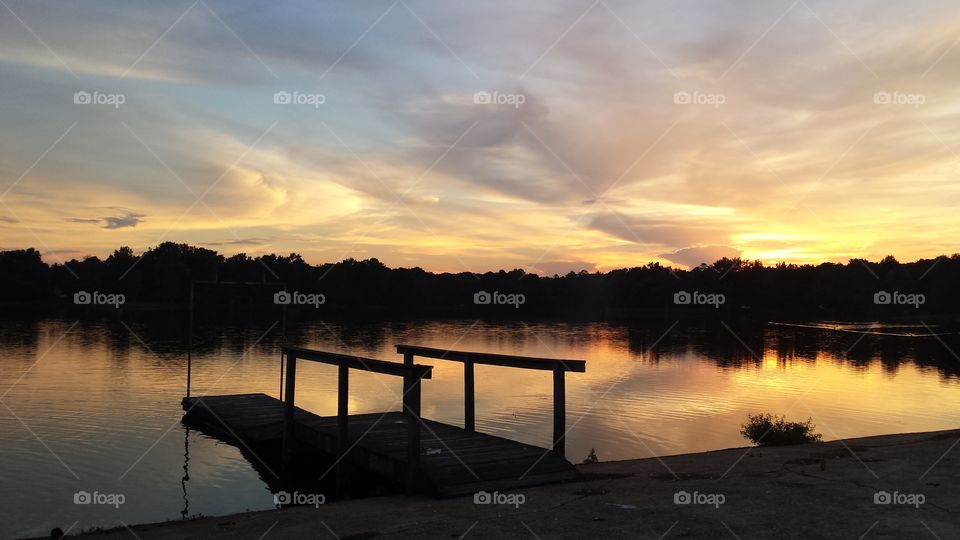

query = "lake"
2;314;959;538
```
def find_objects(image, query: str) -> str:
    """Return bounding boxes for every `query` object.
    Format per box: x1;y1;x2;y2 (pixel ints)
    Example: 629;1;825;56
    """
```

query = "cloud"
102;213;145;229
0;1;396;84
66;211;145;229
203;237;270;247
587;211;734;248
660;245;742;269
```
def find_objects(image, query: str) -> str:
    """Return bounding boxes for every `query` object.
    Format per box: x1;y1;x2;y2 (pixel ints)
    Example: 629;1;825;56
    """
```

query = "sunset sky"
1;0;959;273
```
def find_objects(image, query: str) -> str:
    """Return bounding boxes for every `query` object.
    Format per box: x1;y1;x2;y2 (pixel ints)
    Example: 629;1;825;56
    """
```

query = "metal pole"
186;281;194;399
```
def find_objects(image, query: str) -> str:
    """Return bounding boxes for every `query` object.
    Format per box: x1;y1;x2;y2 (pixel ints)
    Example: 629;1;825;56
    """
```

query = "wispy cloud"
66;211;145;229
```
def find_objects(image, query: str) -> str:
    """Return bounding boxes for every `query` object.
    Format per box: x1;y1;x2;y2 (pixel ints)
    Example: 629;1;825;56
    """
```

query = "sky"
1;0;959;273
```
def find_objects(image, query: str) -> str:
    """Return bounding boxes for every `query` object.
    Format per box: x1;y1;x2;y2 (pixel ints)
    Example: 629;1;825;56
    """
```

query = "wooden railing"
395;344;586;458
280;346;433;493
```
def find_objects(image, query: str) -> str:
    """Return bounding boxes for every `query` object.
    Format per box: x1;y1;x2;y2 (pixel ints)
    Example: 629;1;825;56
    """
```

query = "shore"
69;429;959;539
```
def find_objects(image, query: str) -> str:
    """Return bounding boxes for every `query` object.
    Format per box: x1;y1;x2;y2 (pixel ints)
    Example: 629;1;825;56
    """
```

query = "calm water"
2;314;960;538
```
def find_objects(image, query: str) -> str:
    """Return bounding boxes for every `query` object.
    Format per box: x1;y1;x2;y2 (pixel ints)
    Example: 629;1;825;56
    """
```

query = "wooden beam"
281;352;297;480
337;362;349;496
552;364;566;459
395;344;585;373
401;351;413;415
283;346;433;378
403;369;422;493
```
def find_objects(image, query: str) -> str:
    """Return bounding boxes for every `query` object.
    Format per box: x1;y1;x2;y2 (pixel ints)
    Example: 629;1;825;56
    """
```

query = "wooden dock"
183;393;579;496
182;345;586;497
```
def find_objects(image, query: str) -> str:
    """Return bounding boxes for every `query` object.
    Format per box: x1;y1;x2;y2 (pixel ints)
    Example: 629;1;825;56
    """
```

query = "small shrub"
582;448;599;464
740;413;822;446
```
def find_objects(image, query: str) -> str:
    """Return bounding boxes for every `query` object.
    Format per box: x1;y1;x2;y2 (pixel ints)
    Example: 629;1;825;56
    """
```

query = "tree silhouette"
1;242;957;318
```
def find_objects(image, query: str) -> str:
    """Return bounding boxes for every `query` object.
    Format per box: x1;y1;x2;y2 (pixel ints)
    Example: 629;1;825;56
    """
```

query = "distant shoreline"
4;245;960;319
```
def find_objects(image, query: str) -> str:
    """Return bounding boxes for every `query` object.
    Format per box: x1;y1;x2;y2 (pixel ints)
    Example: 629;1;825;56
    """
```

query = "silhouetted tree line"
2;243;959;319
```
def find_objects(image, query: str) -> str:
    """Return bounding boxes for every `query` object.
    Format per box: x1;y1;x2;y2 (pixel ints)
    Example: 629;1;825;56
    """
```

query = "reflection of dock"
181;345;586;497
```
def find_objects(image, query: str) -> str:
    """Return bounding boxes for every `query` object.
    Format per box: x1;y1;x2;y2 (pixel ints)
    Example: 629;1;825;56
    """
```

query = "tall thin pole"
186;281;194;399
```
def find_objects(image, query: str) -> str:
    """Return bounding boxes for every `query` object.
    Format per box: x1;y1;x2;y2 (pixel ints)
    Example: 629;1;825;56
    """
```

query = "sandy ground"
66;429;959;539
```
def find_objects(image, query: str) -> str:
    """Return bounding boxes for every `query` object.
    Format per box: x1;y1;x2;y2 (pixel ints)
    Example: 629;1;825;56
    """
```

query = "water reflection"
1;313;959;538
180;427;190;520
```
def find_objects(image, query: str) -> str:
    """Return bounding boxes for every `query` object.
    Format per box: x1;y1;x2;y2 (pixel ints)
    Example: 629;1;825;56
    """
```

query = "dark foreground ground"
67;429;959;539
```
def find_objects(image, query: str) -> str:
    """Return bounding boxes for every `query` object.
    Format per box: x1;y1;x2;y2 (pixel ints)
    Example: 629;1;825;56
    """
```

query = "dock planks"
182;393;580;497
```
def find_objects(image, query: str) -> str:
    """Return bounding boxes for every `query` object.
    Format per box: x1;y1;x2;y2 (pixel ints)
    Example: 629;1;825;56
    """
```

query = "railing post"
337;361;349;496
464;357;475;432
401;350;413;416
552;365;565;458
402;367;422;493
281;352;297;480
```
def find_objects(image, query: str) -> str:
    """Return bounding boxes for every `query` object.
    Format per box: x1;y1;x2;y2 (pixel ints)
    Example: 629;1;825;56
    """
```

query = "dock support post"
402;368;422;493
400;351;413;414
464;357;475;432
336;362;349;497
552;365;565;459
281;352;297;481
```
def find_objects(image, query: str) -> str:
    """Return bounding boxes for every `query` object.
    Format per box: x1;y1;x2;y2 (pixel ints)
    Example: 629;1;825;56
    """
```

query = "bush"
740;413;822;446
